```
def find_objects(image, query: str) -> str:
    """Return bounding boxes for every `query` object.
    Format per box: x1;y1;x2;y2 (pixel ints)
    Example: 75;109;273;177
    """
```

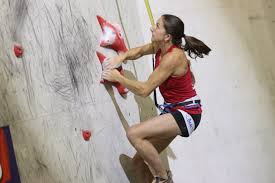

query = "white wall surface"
136;0;275;183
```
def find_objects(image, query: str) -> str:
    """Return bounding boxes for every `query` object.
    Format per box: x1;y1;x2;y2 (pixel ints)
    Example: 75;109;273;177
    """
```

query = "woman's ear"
164;34;172;42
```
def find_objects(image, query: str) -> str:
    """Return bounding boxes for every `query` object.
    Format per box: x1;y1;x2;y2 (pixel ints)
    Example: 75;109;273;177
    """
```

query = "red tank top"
155;45;202;114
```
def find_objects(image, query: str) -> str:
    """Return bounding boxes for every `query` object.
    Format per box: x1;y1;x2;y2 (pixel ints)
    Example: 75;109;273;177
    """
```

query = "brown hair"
162;14;211;59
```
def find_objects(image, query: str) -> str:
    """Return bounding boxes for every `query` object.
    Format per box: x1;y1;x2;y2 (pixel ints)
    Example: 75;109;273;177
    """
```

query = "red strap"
166;45;177;53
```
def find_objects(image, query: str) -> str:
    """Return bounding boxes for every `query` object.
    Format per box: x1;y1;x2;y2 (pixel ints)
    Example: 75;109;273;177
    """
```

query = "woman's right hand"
103;54;125;70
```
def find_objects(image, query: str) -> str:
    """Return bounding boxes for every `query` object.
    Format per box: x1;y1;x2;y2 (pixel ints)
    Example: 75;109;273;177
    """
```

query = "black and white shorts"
170;110;201;137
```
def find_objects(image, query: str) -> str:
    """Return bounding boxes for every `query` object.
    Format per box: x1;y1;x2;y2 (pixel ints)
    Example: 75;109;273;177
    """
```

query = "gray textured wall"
0;0;158;182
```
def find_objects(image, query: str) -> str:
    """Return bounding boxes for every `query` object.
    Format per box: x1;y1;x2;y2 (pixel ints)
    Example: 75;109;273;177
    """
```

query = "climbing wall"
0;0;157;182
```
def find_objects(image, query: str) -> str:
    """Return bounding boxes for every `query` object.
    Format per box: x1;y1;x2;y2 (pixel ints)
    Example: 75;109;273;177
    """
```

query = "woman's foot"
153;170;173;183
167;170;173;182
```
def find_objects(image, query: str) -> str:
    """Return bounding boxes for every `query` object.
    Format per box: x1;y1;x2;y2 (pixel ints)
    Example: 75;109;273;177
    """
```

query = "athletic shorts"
170;110;201;137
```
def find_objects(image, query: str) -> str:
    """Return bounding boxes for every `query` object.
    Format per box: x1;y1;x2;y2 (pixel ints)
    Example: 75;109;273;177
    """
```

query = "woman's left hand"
102;69;121;82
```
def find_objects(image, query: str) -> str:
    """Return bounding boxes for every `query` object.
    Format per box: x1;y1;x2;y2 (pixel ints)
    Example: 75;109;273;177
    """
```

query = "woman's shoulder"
160;50;183;68
169;47;185;61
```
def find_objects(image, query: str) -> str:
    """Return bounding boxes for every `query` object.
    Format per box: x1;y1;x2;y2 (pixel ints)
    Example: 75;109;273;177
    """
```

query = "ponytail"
161;14;211;59
183;35;211;59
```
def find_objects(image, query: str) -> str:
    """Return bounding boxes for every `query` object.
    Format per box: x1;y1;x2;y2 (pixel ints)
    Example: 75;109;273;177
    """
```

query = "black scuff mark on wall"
40;0;98;104
66;54;80;94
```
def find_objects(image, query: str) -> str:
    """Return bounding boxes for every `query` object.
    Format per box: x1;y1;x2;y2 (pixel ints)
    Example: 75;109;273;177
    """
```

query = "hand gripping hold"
96;51;128;95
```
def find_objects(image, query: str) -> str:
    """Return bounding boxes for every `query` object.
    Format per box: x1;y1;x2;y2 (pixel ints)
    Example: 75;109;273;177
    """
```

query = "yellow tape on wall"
144;0;155;26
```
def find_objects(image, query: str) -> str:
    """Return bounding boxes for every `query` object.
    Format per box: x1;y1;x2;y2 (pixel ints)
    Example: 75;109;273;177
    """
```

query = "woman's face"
151;17;168;43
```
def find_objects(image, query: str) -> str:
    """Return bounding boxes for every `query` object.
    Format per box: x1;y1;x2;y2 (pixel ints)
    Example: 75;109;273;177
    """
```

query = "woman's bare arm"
115;53;185;97
105;42;157;69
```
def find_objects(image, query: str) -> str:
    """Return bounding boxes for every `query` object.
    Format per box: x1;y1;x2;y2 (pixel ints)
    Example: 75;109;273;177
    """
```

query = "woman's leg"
126;113;181;180
132;136;175;183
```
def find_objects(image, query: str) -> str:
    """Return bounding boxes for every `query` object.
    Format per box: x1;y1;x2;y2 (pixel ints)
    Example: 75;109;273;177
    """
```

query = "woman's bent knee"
126;126;139;144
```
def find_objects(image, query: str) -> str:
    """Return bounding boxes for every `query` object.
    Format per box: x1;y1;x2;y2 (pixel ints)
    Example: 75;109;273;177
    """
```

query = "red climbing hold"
114;78;128;95
96;51;107;65
82;130;91;141
96;51;109;83
96;15;128;53
96;51;128;95
14;44;23;58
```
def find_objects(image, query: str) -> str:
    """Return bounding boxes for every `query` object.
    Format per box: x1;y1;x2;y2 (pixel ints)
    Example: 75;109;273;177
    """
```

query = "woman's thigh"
148;136;175;153
128;113;182;140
